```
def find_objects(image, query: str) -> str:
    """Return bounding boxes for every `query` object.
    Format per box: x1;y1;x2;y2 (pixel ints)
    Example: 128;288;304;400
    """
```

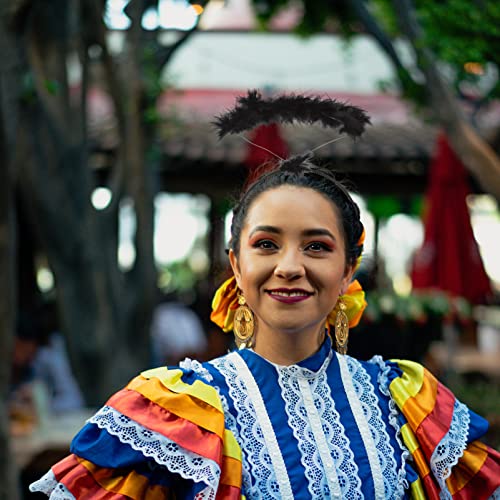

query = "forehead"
244;185;342;234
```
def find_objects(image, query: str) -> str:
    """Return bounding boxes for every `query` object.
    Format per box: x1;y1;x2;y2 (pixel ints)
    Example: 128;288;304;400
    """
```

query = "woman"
31;92;499;499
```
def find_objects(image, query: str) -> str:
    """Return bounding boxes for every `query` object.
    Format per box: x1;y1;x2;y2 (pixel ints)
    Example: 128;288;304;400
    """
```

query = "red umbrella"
411;133;492;304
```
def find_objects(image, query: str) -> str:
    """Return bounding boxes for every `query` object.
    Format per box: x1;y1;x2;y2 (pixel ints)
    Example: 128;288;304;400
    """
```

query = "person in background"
150;291;208;366
10;305;84;420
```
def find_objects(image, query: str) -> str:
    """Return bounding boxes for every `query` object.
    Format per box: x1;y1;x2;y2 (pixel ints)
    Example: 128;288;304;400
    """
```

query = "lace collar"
243;335;334;380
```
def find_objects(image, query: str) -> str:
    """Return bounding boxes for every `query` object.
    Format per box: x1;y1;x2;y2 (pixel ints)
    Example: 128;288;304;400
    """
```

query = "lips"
266;288;313;304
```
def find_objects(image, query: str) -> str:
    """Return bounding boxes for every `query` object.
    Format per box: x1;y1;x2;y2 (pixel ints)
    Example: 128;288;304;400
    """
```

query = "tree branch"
336;0;425;99
154;24;200;73
392;0;500;199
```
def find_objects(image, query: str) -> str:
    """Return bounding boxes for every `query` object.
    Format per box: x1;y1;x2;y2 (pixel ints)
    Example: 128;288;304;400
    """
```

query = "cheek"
237;256;271;291
316;264;347;294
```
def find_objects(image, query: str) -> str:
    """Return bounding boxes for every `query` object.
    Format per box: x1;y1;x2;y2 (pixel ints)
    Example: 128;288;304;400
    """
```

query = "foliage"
253;0;358;37
364;289;473;325
380;0;500;101
251;0;500;103
365;195;423;219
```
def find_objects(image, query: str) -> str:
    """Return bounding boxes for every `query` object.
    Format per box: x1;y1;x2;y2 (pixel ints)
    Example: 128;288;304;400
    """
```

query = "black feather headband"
213;90;371;140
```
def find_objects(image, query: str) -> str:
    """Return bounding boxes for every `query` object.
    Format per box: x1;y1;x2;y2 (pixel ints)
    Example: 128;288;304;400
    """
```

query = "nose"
274;248;305;280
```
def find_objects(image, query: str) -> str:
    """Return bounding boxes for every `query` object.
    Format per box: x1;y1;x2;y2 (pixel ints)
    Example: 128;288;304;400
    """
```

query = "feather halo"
213;90;371;139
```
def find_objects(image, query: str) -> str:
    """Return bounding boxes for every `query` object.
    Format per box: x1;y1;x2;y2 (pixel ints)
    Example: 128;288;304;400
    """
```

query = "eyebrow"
249;225;337;241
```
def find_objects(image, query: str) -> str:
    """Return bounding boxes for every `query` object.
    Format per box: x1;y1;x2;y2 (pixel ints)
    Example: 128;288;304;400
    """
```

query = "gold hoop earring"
335;299;349;355
233;292;254;349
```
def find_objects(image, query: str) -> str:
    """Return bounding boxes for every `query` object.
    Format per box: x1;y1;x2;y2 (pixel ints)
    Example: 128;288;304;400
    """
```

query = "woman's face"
229;185;354;343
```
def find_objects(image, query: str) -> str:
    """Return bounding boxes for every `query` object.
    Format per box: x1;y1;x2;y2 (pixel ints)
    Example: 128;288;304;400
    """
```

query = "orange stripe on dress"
123;377;225;437
449;444;500;499
401;369;438;431
411;447;431;478
220;455;242;489
78;457;171;500
414;382;456;460
107;389;223;462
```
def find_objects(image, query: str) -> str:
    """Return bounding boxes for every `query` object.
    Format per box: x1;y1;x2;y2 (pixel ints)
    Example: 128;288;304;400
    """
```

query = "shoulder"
30;364;243;499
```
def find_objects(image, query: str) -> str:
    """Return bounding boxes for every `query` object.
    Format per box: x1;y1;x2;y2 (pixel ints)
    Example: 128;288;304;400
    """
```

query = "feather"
213;90;371;139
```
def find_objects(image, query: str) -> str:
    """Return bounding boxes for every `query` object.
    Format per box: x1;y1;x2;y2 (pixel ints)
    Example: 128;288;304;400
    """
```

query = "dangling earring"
335;299;349;355
233;292;254;349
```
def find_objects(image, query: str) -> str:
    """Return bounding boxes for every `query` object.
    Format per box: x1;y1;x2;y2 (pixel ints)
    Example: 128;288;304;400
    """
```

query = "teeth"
271;291;309;297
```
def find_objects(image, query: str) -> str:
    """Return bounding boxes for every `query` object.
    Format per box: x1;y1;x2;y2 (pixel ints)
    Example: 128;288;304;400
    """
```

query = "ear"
340;264;355;295
228;249;242;288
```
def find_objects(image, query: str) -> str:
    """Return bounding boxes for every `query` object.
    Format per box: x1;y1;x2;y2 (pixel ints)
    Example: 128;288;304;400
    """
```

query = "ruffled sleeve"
29;367;243;499
384;359;500;499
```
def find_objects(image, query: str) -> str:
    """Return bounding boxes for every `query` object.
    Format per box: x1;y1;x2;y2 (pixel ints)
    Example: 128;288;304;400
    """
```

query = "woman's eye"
254;240;277;250
306;242;332;252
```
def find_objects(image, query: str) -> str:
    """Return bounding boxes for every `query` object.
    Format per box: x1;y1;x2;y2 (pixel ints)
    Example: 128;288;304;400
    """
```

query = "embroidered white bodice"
190;340;410;499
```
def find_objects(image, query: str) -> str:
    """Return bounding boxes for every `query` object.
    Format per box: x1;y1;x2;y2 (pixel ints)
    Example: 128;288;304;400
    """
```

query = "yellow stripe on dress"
409;476;427;500
399;424;431;477
223;429;242;461
401;423;420;454
141;367;223;412
389;360;425;409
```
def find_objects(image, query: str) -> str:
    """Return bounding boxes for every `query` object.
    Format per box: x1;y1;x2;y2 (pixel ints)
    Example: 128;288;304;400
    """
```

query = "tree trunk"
16;108;149;404
11;0;158;405
0;1;21;497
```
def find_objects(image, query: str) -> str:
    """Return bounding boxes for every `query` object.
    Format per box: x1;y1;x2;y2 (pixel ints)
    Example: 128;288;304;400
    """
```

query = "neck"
251;323;326;365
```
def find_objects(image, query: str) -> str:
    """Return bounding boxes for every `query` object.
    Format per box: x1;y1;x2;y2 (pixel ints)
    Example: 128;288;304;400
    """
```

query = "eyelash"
305;242;333;252
253;240;277;250
253;240;332;253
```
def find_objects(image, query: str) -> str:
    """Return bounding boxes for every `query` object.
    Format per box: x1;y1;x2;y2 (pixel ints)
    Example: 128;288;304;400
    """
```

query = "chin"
267;318;324;336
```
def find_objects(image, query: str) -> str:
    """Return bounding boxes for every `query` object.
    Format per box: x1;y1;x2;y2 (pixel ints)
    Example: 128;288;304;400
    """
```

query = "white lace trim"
89;405;220;498
211;353;290;499
277;353;362;499
29;470;76;499
370;356;410;499
339;354;400;499
230;353;294;498
187;359;252;496
179;358;214;382
430;398;470;500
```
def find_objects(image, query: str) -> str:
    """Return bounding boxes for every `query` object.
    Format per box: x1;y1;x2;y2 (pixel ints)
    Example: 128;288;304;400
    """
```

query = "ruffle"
30;367;243;499
387;359;500;499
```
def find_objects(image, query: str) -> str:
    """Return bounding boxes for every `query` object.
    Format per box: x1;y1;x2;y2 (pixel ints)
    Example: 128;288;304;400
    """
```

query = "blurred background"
0;0;499;497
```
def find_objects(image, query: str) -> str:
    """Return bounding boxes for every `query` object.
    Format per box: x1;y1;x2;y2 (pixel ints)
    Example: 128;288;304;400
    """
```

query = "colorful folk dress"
30;338;500;499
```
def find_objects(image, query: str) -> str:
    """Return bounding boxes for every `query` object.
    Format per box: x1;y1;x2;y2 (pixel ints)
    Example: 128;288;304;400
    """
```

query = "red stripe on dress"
421;470;441;500
107;388;223;462
415;380;456;461
215;484;242;500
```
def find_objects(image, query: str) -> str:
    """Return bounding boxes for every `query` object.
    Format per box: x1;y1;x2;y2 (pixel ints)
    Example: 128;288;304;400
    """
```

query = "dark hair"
230;159;364;267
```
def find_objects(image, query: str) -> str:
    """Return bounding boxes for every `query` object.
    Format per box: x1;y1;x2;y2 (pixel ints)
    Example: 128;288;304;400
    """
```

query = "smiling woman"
30;91;500;499
228;184;355;364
